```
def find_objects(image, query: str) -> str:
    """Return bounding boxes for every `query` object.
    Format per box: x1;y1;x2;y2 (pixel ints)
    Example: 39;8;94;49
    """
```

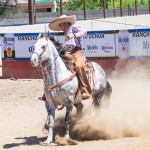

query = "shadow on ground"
3;136;46;149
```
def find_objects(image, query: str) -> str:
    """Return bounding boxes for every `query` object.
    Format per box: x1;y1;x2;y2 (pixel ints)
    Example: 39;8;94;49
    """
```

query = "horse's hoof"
67;138;78;145
39;141;57;146
55;134;77;145
39;141;50;146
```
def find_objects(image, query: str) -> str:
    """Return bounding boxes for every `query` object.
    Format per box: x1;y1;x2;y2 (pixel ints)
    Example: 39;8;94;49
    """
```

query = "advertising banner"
0;30;128;61
3;33;16;60
129;29;150;57
1;33;38;61
118;30;130;59
83;31;117;57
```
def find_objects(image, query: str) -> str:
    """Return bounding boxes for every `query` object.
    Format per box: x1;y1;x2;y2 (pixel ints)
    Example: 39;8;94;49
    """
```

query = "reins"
43;70;76;110
33;38;76;110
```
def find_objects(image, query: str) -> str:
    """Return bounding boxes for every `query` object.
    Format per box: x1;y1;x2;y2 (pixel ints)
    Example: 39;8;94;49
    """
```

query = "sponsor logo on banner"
84;33;104;39
132;32;150;37
83;31;116;57
129;30;150;56
86;44;98;54
14;34;38;59
101;42;113;53
29;46;35;53
118;31;129;59
18;35;37;41
143;41;150;54
4;33;15;60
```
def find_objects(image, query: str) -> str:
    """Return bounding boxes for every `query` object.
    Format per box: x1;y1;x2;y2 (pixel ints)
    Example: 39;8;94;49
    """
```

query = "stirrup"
81;93;91;100
81;88;91;100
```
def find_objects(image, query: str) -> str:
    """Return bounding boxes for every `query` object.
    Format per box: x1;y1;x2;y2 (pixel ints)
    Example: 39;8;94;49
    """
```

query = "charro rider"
38;15;91;100
47;14;92;100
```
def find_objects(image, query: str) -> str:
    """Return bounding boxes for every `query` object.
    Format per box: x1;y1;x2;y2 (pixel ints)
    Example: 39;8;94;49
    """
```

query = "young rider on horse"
48;15;91;100
38;15;91;100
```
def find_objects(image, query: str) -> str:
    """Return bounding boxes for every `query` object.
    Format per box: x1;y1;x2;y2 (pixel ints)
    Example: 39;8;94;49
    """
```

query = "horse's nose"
31;59;35;67
31;56;37;67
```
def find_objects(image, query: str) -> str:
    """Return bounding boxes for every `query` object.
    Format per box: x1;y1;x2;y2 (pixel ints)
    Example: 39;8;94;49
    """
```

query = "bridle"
31;38;49;70
34;43;48;61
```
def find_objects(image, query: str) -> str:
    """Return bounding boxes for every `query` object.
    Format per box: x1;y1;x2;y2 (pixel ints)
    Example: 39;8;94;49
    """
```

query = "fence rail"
0;7;150;26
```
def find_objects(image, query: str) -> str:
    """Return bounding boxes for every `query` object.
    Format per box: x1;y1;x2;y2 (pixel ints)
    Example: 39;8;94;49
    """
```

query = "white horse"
31;33;112;144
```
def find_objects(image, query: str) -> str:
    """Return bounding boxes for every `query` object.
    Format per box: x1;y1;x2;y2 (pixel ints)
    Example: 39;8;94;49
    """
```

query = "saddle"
60;53;95;103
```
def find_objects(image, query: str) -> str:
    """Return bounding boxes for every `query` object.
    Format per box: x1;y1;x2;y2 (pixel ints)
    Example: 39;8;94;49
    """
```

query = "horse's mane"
49;36;65;55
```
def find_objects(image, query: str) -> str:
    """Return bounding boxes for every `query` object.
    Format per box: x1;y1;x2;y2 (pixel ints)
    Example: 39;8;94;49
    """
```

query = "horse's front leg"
64;103;73;139
44;101;55;144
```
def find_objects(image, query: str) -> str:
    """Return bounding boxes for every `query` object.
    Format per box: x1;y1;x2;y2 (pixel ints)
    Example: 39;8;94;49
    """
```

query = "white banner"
2;31;123;60
118;30;130;59
83;31;116;57
129;30;150;56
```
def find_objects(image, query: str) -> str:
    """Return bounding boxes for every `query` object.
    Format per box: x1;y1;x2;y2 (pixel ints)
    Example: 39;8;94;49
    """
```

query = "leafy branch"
0;0;18;20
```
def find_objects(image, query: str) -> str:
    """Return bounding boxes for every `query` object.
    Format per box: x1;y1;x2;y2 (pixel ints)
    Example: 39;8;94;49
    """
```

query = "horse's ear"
49;36;55;41
38;33;44;39
47;31;53;39
46;31;50;40
47;31;50;37
47;32;55;41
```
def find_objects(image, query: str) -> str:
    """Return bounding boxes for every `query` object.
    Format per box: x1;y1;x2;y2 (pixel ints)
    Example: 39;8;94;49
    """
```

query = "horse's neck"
45;44;69;84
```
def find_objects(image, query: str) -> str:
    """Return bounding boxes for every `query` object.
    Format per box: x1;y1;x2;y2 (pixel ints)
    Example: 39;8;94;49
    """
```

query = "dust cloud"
67;62;150;141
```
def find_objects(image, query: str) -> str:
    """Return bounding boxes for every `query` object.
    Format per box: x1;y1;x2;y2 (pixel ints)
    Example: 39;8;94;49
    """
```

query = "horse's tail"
102;81;112;108
105;81;112;98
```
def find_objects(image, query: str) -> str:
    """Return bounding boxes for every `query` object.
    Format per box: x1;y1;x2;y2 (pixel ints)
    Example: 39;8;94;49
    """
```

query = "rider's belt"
66;46;82;54
69;46;82;54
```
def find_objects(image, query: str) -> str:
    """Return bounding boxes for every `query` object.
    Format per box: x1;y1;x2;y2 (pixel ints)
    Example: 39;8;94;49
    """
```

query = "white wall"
0;40;2;77
0;14;150;33
0;14;150;78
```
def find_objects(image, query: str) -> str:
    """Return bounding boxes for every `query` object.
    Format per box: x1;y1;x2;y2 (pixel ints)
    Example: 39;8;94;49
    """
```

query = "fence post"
120;0;123;17
135;0;137;15
113;0;115;17
149;0;150;14
33;0;36;24
103;0;106;18
60;0;63;15
84;0;87;20
28;0;34;24
128;4;131;16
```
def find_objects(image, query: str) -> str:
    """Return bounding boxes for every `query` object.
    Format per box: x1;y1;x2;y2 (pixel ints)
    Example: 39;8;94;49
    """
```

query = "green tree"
63;0;103;11
63;0;149;11
0;0;18;20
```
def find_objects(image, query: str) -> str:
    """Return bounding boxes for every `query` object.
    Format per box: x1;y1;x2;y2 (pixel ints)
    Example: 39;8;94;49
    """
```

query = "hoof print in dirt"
55;135;77;146
39;141;57;146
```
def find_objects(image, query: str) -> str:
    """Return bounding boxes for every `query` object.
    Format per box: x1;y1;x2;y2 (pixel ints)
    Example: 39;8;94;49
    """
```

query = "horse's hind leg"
104;81;112;98
102;81;112;108
93;81;112;110
93;90;104;109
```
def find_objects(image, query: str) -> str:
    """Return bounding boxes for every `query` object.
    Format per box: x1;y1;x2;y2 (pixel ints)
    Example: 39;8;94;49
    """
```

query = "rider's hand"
66;33;75;39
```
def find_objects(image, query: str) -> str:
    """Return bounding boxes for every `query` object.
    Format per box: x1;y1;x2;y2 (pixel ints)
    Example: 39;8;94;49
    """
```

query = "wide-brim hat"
48;15;76;31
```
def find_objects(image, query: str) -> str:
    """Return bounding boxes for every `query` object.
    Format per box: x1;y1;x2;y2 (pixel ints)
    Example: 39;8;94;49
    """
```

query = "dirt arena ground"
1;70;150;150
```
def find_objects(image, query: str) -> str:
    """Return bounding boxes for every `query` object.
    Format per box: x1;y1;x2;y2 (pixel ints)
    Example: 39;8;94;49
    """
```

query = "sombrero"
48;15;76;31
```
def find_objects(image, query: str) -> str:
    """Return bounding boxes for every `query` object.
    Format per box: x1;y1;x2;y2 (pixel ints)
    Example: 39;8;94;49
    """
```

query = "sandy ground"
0;77;150;150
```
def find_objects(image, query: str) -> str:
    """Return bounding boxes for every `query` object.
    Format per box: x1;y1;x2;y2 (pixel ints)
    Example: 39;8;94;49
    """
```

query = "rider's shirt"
64;24;87;50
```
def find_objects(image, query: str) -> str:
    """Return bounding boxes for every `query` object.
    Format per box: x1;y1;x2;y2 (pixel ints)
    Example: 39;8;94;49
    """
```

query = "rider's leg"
72;50;92;99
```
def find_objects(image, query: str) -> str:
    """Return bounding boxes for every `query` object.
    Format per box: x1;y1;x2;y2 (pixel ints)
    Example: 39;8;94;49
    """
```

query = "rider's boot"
76;67;92;100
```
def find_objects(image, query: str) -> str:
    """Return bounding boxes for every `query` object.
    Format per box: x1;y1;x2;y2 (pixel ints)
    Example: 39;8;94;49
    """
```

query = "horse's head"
31;33;52;67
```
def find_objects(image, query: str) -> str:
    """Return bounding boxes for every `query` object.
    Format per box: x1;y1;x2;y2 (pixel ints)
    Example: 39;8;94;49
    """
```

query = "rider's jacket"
64;24;87;50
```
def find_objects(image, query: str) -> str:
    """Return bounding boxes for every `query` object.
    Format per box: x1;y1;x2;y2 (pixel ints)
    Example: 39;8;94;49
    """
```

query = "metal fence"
0;7;150;26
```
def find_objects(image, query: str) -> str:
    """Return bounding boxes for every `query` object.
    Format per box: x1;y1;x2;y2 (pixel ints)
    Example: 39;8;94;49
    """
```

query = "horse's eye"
42;45;45;49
